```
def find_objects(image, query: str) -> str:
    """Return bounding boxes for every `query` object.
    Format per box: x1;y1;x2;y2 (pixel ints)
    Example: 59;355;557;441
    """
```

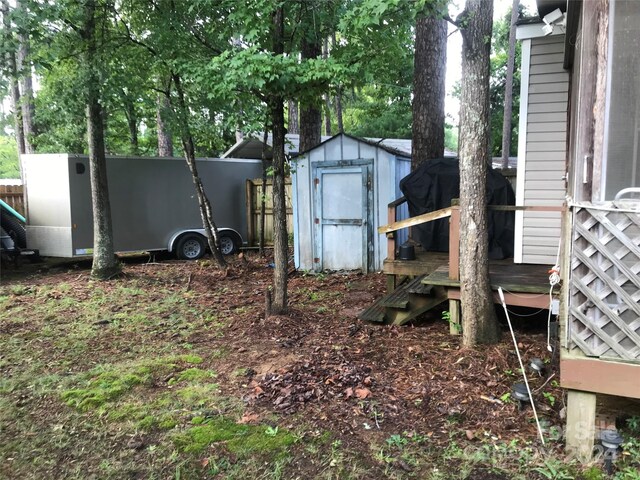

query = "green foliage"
0;136;20;178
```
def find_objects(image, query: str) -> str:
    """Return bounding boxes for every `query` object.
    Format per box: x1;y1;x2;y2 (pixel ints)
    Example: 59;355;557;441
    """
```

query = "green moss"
180;354;203;364
62;355;204;411
175;384;220;407
171;368;215;384
173;419;296;456
62;372;148;411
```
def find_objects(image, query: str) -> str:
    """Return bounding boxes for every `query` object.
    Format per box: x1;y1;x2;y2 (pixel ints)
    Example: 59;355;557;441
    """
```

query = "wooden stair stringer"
386;286;448;326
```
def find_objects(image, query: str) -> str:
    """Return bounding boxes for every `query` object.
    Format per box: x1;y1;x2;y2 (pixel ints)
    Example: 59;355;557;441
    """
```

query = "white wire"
498;287;546;445
547;237;562;352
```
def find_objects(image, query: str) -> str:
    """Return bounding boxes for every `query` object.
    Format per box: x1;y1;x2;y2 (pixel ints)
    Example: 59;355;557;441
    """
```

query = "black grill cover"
399;158;515;259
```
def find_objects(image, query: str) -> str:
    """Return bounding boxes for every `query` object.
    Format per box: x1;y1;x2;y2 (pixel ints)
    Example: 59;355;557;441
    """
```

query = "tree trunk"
335;88;344;133
16;0;35;154
287;100;299;134
500;0;519;168
324;94;332;136
259;128;269;256
122;92;139;155
1;0;25;156
172;73;226;267
156;92;173;156
458;0;500;346
299;32;322;153
332;33;344;133
84;0;120;280
270;5;288;314
412;15;447;170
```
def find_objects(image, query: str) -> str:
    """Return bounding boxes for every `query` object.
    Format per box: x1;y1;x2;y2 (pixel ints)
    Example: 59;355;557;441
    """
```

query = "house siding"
517;34;569;265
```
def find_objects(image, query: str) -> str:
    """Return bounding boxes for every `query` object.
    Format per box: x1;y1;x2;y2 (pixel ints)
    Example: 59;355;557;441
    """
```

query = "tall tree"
269;4;289;314
287;100;299;134
298;5;322;153
456;0;500;345
82;0;120;279
156;91;173;156
16;0;35;153
1;0;26;156
412;12;447;169
500;0;519;168
170;72;227;267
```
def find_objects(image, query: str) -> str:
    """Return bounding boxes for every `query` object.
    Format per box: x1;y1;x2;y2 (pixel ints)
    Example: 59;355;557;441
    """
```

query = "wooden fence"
0;185;25;216
569;203;640;361
245;178;293;247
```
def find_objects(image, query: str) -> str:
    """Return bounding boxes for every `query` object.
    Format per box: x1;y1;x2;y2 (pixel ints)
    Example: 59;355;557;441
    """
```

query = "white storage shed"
292;133;412;272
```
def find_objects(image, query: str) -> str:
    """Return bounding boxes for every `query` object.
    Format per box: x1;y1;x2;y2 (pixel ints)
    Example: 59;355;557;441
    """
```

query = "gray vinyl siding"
522;35;568;264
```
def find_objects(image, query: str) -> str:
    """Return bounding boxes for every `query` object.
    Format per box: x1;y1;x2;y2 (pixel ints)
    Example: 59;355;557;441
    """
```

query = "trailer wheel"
0;211;27;248
219;232;240;255
175;233;206;260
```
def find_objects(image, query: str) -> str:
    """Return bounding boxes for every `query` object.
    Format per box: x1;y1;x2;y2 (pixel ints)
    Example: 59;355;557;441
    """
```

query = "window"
603;0;640;199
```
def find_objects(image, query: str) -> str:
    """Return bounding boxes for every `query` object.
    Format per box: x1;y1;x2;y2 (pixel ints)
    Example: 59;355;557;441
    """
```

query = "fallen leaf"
465;430;475;440
201;458;209;467
344;387;354;399
355;388;371;399
238;413;260;424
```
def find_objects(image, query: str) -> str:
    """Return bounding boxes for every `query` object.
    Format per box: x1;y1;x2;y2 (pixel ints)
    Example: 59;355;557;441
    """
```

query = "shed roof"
221;133;332;159
223;132;458;160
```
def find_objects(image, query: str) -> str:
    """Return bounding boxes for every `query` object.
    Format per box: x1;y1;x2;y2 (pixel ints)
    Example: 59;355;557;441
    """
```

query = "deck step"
359;279;447;326
358;299;387;323
379;275;431;308
405;275;432;295
386;287;448;326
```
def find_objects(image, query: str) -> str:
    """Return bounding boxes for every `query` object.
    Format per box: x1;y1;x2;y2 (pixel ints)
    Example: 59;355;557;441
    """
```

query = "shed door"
312;160;373;272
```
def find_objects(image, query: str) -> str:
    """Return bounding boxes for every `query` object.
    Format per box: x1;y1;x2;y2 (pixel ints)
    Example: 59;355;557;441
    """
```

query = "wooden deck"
384;249;557;310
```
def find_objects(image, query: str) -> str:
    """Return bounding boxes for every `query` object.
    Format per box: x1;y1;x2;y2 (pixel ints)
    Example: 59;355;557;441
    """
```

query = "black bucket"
398;243;415;261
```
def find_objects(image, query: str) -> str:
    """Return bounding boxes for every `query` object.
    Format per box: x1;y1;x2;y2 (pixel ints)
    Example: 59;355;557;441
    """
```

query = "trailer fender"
168;228;244;256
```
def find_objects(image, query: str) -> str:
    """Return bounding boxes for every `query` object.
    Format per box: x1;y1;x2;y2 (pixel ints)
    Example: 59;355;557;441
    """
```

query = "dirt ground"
0;251;624;479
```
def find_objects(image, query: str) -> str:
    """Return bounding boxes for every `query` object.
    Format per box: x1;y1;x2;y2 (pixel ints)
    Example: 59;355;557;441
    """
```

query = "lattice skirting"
569;203;640;360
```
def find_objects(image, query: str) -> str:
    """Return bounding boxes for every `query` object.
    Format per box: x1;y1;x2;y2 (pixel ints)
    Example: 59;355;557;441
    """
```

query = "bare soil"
0;252;568;479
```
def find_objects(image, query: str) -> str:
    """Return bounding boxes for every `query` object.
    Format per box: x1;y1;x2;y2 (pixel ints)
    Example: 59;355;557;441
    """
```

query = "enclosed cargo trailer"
22;154;263;259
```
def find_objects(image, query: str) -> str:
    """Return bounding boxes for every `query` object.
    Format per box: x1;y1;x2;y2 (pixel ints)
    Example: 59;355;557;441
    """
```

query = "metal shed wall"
515;34;569;265
292;134;405;272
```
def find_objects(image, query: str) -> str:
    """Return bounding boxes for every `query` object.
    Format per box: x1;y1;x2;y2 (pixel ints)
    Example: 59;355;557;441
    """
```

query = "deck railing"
381;198;564;282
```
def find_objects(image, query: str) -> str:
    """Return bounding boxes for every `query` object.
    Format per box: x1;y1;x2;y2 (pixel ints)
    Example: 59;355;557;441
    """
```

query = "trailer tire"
219;232;240;255
0;211;27;248
175;233;206;260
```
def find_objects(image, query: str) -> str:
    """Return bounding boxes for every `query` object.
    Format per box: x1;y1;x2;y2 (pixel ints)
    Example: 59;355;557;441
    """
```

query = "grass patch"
173;418;296;457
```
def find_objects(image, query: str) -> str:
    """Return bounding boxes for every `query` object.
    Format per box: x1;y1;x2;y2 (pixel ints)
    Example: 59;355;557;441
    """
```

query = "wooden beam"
378;207;452;234
487;205;566;212
561;357;640;399
449;206;460;280
447;289;551;309
387;202;397;260
566;390;597;463
448;299;461;335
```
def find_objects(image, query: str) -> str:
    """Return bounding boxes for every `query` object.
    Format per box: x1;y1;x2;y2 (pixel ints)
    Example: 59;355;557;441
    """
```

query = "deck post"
448;299;461;335
565;389;597;463
448;203;461;334
387;204;397;261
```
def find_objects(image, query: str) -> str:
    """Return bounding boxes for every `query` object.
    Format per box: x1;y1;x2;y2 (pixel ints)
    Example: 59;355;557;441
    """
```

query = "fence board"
0;185;25;216
246;178;293;247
